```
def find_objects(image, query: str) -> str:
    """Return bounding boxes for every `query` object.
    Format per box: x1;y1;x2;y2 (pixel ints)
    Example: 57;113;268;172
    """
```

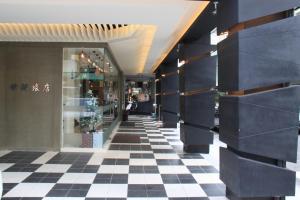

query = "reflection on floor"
0;115;299;199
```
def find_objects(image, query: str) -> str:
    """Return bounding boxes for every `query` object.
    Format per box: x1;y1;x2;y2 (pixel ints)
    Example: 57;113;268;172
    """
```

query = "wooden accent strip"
228;83;288;96
182;87;215;96
161;70;178;78
185;51;212;65
227;11;287;36
162;91;178;96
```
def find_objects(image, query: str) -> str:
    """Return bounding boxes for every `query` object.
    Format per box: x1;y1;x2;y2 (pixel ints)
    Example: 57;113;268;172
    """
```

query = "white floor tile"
182;184;207;197
158;166;189;174
87;154;104;165
43;198;85;200
2;172;32;183
0;163;14;171
129;159;157;166
4;183;54;197
296;171;300;179
128;174;145;184
107;184;128;197
164;184;186;197
209;197;229;200
86;184;109;197
181;159;211;166
148;139;168;142
98;165;129;174
128;174;162;184
58;173;96;184
127;198;168;200
36;164;71;173
87;184;127;198
151;145;173;149
193;173;223;184
169;141;183;146
0;150;11;157
165;136;180;140
32;152;58;164
144;174;163;184
154;153;179;159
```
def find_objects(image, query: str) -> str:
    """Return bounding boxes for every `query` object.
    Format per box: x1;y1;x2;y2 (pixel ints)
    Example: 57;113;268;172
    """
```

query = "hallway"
0;116;227;199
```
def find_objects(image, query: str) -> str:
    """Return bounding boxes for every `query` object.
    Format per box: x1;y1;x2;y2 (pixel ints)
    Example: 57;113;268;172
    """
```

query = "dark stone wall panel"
219;16;300;91
222;127;298;163
219;86;300;162
161;75;179;93
217;0;300;34
181;34;215;60
161;94;179;113
161;62;177;74
180;123;213;145
182;56;217;91
182;91;215;128
161;111;178;128
220;148;296;198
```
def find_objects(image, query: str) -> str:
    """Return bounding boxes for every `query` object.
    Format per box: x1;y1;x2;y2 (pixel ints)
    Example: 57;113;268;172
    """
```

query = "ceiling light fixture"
80;51;85;58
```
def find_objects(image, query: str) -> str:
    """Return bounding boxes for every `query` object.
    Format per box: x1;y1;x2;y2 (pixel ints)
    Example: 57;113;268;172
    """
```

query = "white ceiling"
0;0;208;75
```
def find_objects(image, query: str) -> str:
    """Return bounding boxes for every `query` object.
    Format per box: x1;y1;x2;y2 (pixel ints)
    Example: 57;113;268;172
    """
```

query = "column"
217;0;300;199
179;2;217;153
160;61;180;128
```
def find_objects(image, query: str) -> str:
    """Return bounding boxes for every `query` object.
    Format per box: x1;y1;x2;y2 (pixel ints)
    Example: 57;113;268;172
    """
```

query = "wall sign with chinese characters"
9;82;51;93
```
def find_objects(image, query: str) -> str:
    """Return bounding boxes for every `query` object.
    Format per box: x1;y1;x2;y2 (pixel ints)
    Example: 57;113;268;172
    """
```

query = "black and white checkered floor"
0;115;298;200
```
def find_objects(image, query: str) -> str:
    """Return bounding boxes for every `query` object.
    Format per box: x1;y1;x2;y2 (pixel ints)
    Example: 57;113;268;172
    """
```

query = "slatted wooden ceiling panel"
0;23;137;42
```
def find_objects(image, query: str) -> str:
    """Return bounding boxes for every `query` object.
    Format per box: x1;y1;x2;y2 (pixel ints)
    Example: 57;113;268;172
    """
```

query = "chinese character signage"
9;82;51;94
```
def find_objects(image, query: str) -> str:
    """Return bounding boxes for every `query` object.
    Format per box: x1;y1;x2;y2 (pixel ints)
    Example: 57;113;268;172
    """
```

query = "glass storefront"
62;48;121;148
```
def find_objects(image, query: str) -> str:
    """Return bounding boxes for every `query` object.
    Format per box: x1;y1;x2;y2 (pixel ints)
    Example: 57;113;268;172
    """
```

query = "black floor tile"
156;159;183;165
5;164;42;172
152;149;175;153
67;165;99;173
23;173;63;183
2;183;18;195
0;151;45;164
130;153;154;159
200;184;226;196
47;153;92;165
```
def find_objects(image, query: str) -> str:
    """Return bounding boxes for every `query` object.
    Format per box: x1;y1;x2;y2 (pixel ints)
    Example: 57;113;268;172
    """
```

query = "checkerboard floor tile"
0;115;229;199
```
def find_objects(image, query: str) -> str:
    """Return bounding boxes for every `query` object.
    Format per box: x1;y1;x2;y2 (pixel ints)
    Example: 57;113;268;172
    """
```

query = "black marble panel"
161;61;177;74
181;34;216;60
217;0;300;34
161;94;179;113
220;148;296;198
219;86;300;162
181;56;217;91
218;15;300;91
180;123;213;146
181;91;215;128
161;111;178;128
161;74;179;93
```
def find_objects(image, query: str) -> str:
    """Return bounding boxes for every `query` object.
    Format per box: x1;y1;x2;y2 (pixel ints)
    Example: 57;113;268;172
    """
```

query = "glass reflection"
62;48;120;148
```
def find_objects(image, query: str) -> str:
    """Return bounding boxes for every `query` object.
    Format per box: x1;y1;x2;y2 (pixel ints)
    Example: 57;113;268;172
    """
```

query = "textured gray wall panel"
219;86;300;162
182;91;215;128
219;16;300;91
181;34;215;59
162;94;179;113
180;123;213;145
217;0;300;34
161;74;179;93
161;111;178;128
220;148;296;198
181;56;217;91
